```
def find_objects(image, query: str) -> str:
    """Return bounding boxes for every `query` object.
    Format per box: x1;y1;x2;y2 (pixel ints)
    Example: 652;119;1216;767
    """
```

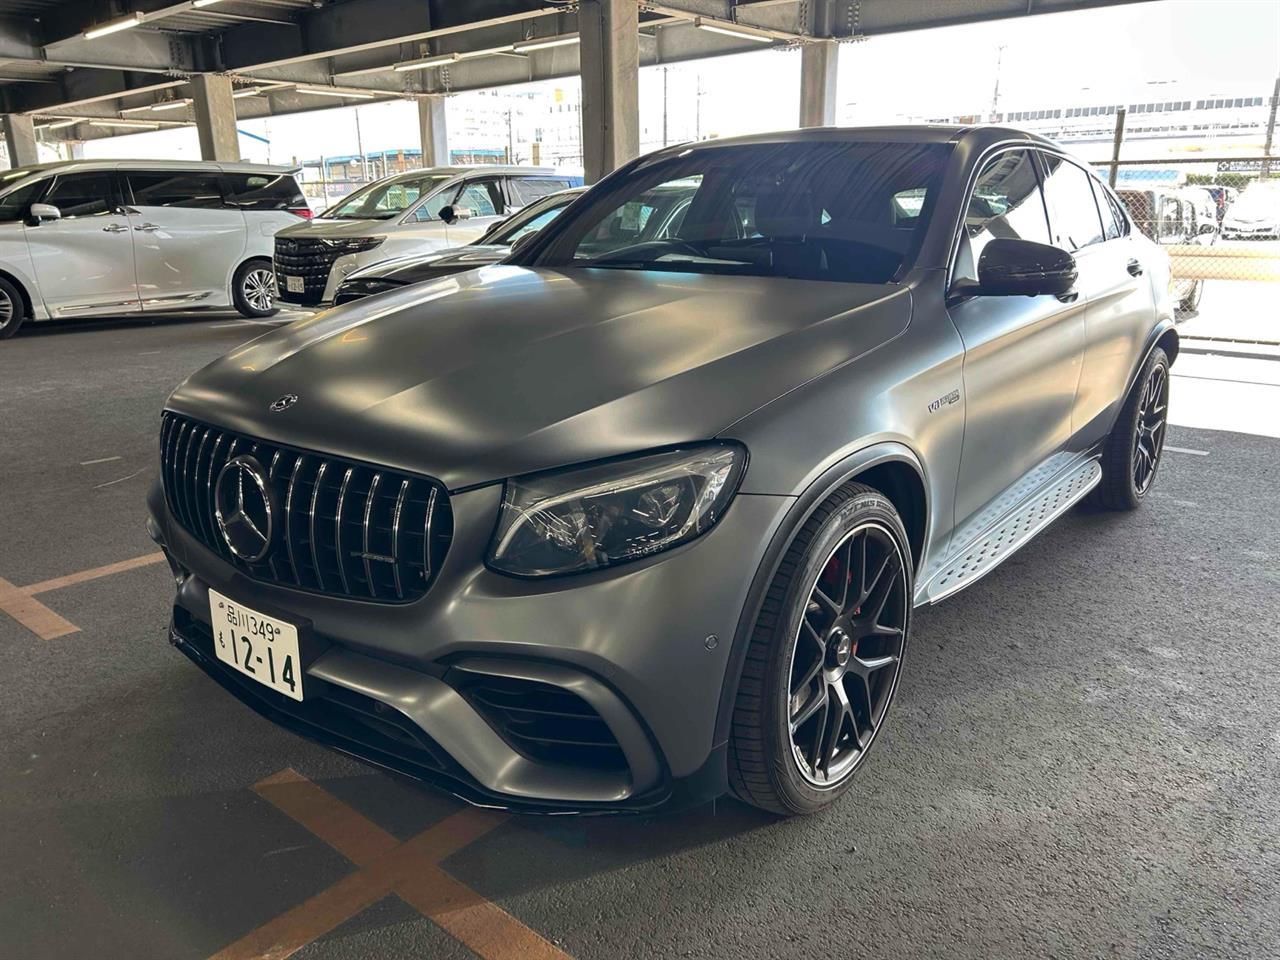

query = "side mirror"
1198;221;1217;236
965;238;1078;298
27;202;61;225
438;204;457;224
508;230;539;255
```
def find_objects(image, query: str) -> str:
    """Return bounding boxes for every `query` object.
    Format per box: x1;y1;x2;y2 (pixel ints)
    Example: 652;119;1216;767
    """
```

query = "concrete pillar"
3;114;38;168
798;40;839;128
189;74;240;161
417;96;449;167
578;0;639;183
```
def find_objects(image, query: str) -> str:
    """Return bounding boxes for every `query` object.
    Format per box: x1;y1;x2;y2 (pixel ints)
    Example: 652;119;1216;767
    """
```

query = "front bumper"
150;479;791;812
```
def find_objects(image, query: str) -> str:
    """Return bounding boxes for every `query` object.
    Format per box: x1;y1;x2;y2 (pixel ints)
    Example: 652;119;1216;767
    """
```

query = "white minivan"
273;165;581;305
0;159;310;339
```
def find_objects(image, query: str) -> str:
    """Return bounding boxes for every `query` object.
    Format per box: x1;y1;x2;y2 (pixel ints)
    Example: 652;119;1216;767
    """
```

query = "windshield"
486;194;579;246
322;174;452;220
534;140;950;283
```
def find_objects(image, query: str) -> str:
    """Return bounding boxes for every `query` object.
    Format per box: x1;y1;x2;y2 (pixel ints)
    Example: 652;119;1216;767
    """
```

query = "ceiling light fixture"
151;99;191;112
513;35;580;52
298;87;375;100
392;53;459;73
191;0;224;7
455;43;516;60
89;118;161;129
42;119;79;130
83;13;144;39
232;87;264;99
692;17;774;43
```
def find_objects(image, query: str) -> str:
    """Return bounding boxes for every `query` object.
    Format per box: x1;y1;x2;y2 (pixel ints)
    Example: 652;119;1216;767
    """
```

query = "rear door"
1044;157;1156;444
124;169;247;310
25;170;140;317
945;148;1086;537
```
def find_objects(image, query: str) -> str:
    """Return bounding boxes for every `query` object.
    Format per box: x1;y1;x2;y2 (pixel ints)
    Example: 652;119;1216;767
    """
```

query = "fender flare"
710;441;929;749
1108;320;1179;435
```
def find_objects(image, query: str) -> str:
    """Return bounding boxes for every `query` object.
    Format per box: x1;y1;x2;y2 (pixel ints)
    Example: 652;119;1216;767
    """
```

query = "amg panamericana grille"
160;412;451;602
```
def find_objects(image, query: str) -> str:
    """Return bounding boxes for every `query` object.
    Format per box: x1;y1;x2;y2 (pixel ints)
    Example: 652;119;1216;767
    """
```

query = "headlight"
321;237;384;254
488;444;747;577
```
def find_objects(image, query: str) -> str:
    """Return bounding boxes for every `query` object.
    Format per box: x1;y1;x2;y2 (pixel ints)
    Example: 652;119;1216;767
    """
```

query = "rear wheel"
728;483;911;816
232;259;279;319
0;276;26;339
1093;347;1169;510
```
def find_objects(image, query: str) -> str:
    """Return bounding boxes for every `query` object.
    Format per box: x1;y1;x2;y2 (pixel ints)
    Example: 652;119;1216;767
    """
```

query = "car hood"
348;245;509;283
168;266;910;489
277;216;399;238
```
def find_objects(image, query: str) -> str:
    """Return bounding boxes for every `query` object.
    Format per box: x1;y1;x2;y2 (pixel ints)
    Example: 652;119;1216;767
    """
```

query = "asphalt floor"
1;303;1278;959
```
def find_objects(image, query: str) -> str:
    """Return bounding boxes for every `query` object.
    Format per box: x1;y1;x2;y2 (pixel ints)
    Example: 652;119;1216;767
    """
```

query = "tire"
728;482;912;816
0;275;26;339
1092;347;1170;511
232;259;279;319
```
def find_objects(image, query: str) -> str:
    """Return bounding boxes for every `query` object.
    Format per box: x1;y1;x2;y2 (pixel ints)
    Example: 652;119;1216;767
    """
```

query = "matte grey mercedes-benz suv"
149;126;1177;815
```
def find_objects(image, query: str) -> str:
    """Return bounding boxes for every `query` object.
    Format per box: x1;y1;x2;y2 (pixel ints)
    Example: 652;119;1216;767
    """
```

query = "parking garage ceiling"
0;0;1155;142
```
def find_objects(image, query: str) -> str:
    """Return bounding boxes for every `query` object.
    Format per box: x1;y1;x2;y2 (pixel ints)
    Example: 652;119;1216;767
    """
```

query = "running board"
924;458;1102;604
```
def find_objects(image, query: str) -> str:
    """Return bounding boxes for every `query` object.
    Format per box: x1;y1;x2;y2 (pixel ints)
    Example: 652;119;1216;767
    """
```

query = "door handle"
1126;258;1144;277
135;223;160;232
102;223;128;233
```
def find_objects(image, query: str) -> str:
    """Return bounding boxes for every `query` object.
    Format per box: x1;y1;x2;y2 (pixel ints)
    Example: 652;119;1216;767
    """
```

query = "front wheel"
728;483;911;816
232;259;279;319
1093;347;1170;510
0;275;26;339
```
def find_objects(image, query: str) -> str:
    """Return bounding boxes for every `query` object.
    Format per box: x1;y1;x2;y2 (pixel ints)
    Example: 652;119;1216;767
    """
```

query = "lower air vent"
458;674;628;772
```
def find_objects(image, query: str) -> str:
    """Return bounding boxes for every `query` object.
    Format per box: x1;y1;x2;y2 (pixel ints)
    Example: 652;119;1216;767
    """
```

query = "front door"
25;171;140;317
124;170;247;311
946;148;1086;541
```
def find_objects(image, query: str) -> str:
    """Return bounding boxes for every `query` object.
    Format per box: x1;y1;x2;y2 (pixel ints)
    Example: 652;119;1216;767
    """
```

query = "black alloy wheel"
1132;361;1168;496
1093;346;1170;510
729;482;912;815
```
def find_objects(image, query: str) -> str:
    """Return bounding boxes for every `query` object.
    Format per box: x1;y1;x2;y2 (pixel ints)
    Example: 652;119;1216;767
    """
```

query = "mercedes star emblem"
214;455;275;562
269;394;299;412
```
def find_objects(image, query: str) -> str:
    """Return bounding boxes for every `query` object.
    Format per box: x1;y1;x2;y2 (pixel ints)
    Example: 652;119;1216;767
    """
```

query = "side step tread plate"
926;458;1102;604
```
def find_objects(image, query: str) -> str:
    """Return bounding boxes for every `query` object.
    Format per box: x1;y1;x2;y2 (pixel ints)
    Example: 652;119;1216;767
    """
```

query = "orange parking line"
23;552;165;595
0;577;79;640
215;768;573;960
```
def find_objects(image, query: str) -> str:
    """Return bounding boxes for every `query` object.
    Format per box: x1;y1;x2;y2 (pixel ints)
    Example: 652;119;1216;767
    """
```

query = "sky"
78;0;1280;166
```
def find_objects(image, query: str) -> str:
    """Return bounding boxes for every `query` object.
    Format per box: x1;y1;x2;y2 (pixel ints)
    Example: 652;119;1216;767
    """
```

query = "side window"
453;180;501;217
1090;178;1121;241
224;173;305;211
1039;153;1105;251
962;149;1051;270
510;178;574;205
128;171;225;209
1102;186;1129;238
44;173;117;218
0;181;45;223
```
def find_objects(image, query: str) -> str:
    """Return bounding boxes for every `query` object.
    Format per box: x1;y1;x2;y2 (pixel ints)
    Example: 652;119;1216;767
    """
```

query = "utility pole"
353;108;368;183
662;66;668;147
1262;75;1279;179
989;45;1005;122
1108;107;1126;188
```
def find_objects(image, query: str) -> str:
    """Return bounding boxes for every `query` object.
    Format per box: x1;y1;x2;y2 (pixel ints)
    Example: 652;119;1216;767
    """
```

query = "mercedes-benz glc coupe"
150;126;1177;815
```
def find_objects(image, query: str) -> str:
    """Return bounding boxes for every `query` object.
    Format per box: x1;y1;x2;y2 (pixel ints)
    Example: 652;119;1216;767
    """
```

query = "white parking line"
1165;446;1209;456
80;456;122;466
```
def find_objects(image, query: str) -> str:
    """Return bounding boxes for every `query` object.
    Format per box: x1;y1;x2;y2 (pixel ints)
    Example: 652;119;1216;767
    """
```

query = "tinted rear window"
128;171;225;209
224;173;305;211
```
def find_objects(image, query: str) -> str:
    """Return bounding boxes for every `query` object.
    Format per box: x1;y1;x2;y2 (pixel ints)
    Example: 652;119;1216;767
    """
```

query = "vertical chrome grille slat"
266;449;284;579
285;455;306;586
333;466;354;595
309;461;329;591
423;485;438;586
363;472;382;601
192;428;214;544
158;414;448;603
390;479;409;601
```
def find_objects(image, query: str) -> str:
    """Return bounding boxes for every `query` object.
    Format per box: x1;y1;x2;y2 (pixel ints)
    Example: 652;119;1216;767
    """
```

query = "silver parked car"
333;186;588;304
274;165;580;306
151;126;1177;816
0;159;308;338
